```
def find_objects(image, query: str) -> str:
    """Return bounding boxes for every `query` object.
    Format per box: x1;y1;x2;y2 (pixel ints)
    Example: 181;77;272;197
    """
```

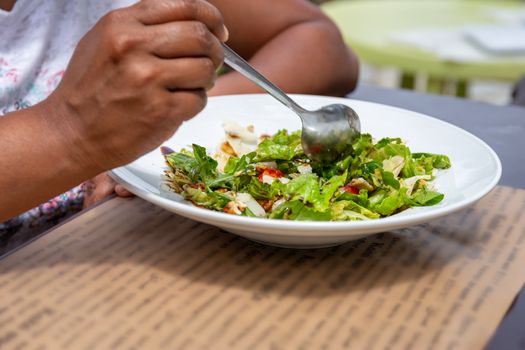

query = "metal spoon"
221;43;361;164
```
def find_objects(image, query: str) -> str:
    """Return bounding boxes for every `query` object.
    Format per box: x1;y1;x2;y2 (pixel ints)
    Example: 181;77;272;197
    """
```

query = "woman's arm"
208;0;358;97
0;0;16;11
0;103;96;222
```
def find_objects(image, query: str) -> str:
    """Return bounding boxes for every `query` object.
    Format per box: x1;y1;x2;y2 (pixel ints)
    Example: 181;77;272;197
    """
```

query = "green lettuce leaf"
314;154;353;179
241;207;257;217
352;134;374;156
269;200;331;221
241;177;276;200
223;152;255;174
369;188;408;216
183;187;231;210
331;200;380;220
280;172;346;212
210;152;256;189
283;173;322;207
412;153;452;174
318;172;347;211
165;153;198;178
409;188;444;206
191;144;218;181
336;188;370;207
256;130;303;161
381;170;400;190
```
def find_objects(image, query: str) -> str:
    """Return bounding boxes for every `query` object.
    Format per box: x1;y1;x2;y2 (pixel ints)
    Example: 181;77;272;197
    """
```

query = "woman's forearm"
0;103;96;221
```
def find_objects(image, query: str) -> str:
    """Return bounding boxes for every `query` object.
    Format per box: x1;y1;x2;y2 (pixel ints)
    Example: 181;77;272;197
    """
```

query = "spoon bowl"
300;103;361;163
221;44;361;164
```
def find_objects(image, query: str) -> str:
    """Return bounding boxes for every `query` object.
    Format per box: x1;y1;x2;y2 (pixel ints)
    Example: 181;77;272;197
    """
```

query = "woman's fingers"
82;173;116;208
131;0;228;42
83;173;135;209
115;185;134;197
142;21;224;68
163;88;208;125
147;57;217;91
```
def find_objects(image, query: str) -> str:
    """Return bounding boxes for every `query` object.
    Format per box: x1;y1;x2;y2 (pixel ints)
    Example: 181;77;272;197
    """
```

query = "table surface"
323;0;525;81
2;85;525;349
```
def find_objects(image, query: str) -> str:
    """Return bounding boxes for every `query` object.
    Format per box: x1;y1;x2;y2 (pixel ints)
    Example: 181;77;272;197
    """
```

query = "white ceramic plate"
110;94;501;248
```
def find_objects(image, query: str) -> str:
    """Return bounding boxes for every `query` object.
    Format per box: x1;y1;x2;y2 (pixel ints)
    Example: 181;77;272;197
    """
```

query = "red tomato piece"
341;185;359;194
258;168;284;182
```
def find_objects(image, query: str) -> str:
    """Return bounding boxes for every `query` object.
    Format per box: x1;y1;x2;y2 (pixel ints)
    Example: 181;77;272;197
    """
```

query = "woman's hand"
61;0;227;210
82;173;133;209
45;0;227;174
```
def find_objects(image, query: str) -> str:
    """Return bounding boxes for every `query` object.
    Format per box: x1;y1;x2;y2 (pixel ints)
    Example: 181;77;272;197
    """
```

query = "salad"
161;123;451;221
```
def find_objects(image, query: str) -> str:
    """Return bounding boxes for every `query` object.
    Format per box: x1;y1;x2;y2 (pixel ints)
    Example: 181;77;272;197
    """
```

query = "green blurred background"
311;0;525;105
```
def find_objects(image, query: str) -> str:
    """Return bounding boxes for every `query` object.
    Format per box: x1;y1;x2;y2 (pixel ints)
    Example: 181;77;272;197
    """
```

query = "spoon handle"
221;43;306;114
